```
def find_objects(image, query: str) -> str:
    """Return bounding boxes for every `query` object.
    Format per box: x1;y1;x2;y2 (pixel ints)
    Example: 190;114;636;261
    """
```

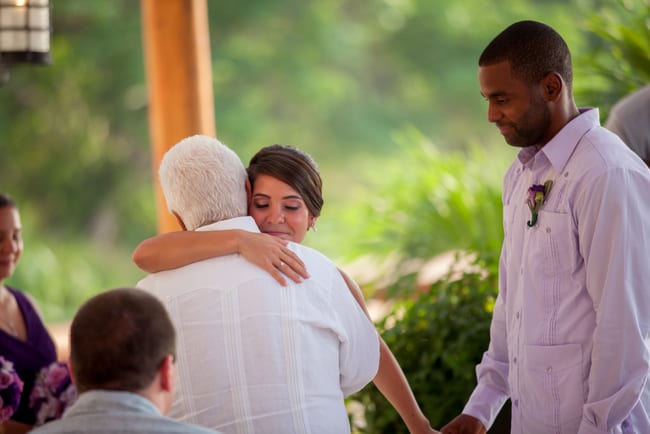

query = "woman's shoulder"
7;286;40;313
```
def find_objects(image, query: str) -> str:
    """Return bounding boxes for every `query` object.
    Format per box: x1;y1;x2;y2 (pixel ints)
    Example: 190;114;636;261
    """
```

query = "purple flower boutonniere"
526;180;553;227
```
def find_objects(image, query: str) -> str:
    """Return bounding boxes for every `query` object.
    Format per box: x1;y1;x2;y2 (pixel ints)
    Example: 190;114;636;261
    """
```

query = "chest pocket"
527;210;575;277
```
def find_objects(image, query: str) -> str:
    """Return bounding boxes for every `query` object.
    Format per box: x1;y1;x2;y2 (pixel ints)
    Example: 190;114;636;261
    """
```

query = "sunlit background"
1;0;647;321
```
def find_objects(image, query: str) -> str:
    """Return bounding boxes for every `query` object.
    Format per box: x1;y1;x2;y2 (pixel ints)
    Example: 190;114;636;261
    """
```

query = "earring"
309;223;317;232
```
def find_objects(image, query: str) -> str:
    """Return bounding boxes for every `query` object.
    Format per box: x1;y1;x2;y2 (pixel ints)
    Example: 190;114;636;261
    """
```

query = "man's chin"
504;136;530;148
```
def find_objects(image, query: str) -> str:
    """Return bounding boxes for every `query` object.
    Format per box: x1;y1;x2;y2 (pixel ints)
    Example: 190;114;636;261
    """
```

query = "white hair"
159;135;248;231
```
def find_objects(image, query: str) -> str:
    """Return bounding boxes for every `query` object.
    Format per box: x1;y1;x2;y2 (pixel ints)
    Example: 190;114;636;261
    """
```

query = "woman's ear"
309;216;318;232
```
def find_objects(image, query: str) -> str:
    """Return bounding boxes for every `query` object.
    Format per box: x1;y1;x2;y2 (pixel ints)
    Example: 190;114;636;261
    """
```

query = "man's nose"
487;103;502;123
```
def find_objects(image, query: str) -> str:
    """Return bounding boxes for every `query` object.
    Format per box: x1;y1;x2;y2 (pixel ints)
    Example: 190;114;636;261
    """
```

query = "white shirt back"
137;217;379;434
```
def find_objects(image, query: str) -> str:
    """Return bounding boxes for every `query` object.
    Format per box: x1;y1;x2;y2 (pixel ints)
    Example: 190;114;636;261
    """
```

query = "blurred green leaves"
575;0;650;116
350;263;499;432
1;0;647;323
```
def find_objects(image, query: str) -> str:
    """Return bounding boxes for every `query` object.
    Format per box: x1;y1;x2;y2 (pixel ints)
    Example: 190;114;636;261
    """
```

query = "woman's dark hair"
0;193;17;209
479;20;573;92
247;144;324;217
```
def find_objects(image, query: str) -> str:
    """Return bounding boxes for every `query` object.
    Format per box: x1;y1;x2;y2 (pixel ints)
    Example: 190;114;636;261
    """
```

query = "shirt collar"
517;108;600;173
196;216;260;233
70;390;162;416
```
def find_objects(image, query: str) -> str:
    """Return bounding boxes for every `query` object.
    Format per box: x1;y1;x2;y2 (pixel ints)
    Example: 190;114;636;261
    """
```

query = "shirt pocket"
521;343;584;430
527;210;575;277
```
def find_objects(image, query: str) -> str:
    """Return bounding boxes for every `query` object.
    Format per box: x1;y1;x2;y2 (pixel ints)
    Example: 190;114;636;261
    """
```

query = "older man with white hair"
137;135;379;434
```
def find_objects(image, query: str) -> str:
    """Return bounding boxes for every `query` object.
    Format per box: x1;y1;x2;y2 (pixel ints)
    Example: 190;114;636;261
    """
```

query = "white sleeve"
329;270;380;397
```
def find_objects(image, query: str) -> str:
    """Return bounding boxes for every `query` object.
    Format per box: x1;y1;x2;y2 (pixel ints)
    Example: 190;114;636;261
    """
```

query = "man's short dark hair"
70;288;176;393
479;20;573;92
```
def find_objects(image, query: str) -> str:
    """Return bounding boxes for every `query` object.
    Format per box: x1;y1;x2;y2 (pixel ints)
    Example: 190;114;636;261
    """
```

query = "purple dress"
0;286;57;425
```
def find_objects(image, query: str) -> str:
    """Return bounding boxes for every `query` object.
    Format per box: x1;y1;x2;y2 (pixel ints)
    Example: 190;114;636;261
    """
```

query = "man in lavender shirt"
442;21;650;434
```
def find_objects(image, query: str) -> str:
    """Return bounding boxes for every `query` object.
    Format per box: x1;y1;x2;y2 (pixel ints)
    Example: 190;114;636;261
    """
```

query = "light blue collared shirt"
464;108;650;434
29;390;219;434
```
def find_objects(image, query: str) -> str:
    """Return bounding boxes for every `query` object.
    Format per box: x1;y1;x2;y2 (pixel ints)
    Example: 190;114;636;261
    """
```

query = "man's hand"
441;414;486;434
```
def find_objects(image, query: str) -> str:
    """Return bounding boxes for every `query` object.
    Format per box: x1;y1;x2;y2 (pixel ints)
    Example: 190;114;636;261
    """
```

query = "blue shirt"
464;109;650;434
29;390;219;434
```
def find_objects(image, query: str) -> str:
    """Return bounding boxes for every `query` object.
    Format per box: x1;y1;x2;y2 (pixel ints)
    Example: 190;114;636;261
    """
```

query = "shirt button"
520;267;523;275
513;357;517;364
546;366;553;373
564;171;569;177
516;312;520;319
546;227;551;233
514;399;519;408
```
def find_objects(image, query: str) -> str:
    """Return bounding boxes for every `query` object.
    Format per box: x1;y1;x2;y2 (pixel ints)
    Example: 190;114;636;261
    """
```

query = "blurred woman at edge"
0;194;57;434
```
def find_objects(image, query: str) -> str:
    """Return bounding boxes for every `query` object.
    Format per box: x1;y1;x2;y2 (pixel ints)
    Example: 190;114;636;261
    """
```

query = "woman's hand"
238;232;309;286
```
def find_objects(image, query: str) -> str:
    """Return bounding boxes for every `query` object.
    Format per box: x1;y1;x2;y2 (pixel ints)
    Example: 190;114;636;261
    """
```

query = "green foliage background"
0;0;644;321
351;264;499;432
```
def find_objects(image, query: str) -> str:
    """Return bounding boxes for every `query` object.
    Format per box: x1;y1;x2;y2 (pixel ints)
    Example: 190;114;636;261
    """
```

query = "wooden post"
140;0;216;233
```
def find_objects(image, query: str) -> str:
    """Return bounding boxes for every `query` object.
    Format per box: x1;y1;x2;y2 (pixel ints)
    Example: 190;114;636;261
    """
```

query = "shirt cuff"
462;383;507;430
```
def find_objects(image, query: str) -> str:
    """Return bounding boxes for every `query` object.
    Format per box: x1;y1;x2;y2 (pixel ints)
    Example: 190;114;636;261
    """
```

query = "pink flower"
29;361;77;426
0;405;14;421
44;363;69;394
0;356;24;423
0;371;13;388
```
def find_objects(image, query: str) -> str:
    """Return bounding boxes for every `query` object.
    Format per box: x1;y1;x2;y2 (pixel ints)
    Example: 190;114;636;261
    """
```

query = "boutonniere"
526;180;553;227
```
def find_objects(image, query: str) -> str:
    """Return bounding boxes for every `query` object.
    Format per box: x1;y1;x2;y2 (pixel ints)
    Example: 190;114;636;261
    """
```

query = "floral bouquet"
0;355;24;422
29;361;77;426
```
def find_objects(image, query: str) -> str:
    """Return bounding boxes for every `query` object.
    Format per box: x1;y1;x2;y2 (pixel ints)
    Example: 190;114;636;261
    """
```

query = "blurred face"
0;206;23;284
479;61;552;148
249;174;316;243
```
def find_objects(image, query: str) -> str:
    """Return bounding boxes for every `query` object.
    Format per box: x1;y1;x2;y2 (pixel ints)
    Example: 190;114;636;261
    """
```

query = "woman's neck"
0;285;19;337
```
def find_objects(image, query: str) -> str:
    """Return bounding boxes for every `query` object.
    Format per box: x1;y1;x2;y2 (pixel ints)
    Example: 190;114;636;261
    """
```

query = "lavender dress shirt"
464;109;650;434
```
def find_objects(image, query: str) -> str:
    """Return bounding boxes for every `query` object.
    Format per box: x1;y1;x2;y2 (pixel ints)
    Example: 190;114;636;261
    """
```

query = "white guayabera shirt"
138;216;379;434
464;109;650;434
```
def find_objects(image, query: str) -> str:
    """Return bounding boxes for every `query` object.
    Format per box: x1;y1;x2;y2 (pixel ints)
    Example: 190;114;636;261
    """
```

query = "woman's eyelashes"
252;201;302;212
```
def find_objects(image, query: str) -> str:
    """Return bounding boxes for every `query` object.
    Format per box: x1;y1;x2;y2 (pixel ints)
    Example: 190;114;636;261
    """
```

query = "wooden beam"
141;0;216;233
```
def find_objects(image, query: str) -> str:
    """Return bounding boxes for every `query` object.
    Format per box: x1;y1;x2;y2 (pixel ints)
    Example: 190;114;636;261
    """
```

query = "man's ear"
159;354;175;393
541;72;563;101
172;211;187;231
67;360;76;385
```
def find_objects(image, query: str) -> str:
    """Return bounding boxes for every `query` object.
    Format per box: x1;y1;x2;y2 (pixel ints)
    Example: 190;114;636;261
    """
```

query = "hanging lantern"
0;0;51;83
